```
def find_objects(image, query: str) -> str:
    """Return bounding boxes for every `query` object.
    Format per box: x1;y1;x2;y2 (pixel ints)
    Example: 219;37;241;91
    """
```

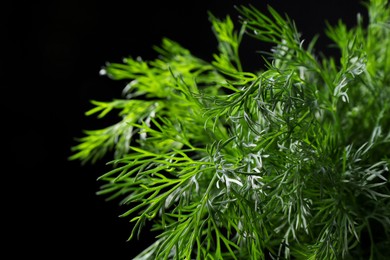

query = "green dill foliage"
70;0;390;259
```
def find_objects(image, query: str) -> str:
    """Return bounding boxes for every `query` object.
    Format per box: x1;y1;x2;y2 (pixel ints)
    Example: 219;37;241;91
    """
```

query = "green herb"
70;0;390;259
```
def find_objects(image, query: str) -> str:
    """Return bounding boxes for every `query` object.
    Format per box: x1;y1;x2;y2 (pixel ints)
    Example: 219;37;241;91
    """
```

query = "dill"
70;0;390;259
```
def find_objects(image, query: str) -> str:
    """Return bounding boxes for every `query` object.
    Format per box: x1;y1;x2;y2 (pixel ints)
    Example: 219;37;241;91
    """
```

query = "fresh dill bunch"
70;0;390;259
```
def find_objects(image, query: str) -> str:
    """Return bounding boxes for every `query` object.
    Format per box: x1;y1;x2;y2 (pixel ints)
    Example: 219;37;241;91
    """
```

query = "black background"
4;0;367;258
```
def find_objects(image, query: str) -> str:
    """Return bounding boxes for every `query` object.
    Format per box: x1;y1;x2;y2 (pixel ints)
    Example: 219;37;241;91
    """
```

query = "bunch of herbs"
70;0;390;259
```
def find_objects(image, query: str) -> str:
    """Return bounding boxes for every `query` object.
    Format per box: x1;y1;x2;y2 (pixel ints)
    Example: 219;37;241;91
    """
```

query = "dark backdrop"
4;0;366;258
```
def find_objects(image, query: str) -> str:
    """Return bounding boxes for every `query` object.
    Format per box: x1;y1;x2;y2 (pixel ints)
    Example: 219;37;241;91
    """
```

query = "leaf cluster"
70;0;390;259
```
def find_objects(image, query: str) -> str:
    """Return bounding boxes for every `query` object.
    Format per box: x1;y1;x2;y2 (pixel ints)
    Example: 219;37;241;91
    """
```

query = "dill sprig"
70;0;390;259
